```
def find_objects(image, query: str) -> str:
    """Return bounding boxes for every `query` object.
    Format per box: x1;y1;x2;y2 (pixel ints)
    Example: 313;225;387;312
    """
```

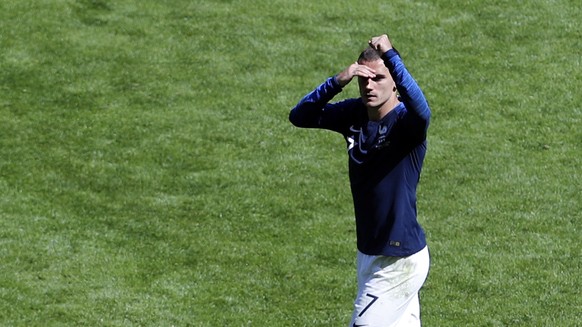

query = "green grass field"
1;0;580;326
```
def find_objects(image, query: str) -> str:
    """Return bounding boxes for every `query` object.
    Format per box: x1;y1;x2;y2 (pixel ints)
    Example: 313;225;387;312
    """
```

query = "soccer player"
289;34;431;326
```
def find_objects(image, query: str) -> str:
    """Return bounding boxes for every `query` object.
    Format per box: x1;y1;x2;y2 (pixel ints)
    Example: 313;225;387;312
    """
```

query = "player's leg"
399;292;421;326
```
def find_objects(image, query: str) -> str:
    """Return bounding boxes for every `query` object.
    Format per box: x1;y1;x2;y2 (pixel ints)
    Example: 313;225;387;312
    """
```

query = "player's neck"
367;97;400;121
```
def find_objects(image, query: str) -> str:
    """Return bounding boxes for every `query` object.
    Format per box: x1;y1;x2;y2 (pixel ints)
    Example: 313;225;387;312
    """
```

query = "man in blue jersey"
289;34;431;326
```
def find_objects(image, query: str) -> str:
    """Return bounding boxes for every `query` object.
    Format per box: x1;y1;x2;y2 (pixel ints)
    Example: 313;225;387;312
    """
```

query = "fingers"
368;36;381;50
349;62;375;76
368;34;391;53
338;63;375;88
353;64;376;79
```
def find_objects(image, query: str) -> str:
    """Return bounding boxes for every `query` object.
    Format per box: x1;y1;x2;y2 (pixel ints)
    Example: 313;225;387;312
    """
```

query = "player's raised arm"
370;34;431;123
289;62;374;129
288;76;341;128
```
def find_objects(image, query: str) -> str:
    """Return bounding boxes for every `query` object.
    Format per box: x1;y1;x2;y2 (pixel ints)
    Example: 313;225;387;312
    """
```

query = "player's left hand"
369;34;393;55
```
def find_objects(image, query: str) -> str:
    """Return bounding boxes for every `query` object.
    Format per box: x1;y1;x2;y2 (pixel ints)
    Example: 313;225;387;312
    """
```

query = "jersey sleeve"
289;77;357;133
383;49;431;132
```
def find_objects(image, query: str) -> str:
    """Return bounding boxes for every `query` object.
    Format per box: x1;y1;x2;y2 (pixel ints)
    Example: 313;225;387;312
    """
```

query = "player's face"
358;59;395;109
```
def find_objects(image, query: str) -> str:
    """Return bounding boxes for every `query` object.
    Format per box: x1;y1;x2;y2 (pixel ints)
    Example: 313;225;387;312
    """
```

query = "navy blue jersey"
289;49;431;257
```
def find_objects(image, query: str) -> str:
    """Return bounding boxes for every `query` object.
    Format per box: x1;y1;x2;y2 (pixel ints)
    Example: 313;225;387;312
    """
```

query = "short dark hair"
357;47;381;64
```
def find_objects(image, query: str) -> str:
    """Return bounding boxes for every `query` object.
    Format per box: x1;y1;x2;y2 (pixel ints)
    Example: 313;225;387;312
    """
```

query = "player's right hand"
335;62;376;87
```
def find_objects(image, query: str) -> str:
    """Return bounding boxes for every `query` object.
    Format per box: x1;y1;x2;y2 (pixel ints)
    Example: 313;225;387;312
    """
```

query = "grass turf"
1;0;580;325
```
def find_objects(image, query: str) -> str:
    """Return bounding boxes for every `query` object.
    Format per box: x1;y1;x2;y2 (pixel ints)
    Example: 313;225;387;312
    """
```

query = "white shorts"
349;246;430;327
